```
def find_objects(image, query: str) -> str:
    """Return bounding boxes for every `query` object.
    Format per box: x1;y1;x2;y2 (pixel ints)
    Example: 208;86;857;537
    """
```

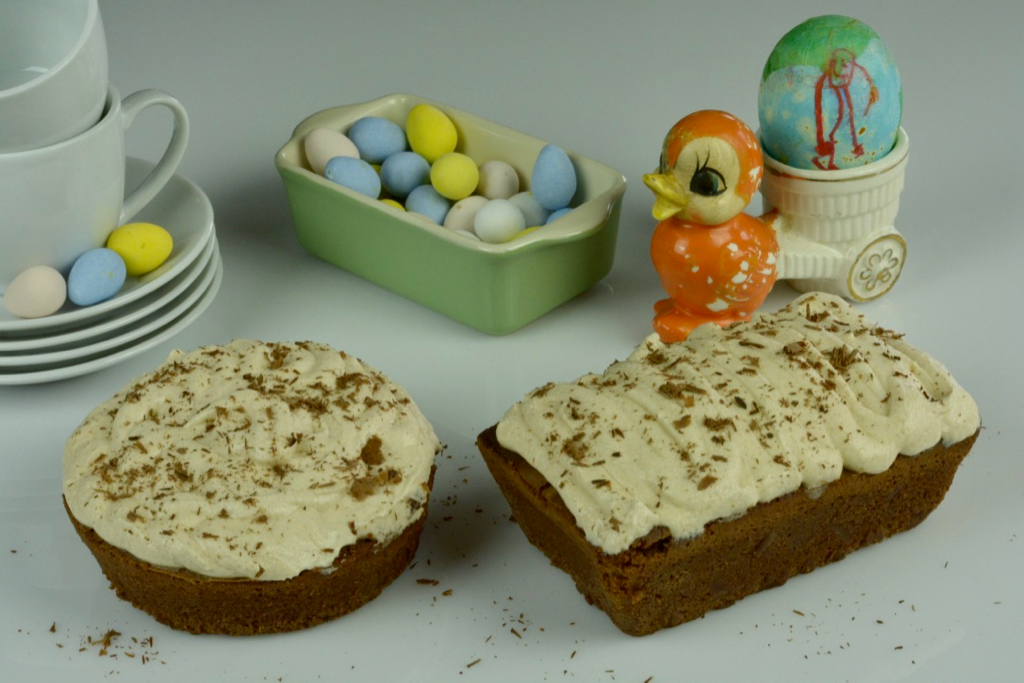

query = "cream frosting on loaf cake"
496;292;980;555
63;340;440;581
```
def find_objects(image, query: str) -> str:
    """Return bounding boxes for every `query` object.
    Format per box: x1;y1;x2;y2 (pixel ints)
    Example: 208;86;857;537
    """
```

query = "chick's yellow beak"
643;172;687;220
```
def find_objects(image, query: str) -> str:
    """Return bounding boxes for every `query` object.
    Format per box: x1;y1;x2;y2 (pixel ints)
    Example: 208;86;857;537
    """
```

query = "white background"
2;1;1021;680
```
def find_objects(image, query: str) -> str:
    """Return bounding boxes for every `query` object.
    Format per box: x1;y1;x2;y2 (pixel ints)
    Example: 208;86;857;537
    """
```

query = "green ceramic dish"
275;93;627;335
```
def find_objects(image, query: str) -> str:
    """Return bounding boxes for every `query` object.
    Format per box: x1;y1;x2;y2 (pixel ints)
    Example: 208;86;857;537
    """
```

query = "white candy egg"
3;265;67;318
304;127;360;175
474;199;526;244
443;195;489;232
477;160;520;199
508;191;550;228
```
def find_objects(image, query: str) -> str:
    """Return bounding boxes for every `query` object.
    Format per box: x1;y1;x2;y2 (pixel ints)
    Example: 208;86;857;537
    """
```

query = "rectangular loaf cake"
478;293;980;636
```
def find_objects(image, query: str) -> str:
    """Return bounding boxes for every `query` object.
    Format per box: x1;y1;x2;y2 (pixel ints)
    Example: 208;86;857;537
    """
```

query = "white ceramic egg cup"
761;127;908;301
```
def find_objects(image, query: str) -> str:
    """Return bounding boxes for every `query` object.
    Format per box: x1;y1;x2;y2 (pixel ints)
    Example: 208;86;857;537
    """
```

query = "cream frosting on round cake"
63;340;440;581
496;292;980;555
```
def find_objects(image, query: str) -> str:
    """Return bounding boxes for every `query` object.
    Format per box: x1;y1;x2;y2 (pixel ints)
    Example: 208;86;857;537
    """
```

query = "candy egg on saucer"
380;151;430;198
474;199;526;243
531;144;577;211
304;127;360;175
508;191;550;227
347;116;406;163
406;104;458;163
443;195;489;232
405;184;451;224
68;248;127;307
106;222;173;276
477;160;520;199
325;157;382;198
3;265;66;318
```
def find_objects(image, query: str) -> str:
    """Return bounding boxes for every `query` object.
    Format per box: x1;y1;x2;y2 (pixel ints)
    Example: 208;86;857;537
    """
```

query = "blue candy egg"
347;116;406;163
380;151;431;198
508;191;550;227
545;207;573;224
67;248;126;306
324;156;382;198
530;144;577;211
405;185;451;224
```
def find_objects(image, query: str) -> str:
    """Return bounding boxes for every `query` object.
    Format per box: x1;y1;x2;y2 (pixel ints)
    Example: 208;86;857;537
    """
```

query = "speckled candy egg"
380;151;430;198
347;116;406;164
324;157;382;198
405;104;458;163
68;248;127;306
758;15;902;170
531;144;577;211
430;152;479;201
443;195;489;233
106;222;173;276
474;199;526;244
3;266;66;318
477;160;520;199
304;127;360;175
405;184;451;224
508;192;550;228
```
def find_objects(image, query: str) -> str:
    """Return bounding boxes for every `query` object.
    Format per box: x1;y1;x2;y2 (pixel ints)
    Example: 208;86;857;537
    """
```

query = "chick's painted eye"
690;160;727;197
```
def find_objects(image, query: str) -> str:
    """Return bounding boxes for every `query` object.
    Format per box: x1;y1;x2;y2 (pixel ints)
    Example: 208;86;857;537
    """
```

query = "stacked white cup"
0;0;190;303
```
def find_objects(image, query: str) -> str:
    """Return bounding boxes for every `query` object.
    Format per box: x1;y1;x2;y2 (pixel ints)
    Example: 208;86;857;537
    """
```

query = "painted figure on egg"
814;48;880;170
643;110;778;342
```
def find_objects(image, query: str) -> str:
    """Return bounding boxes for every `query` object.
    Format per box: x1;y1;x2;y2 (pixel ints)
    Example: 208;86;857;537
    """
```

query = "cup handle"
118;89;190;223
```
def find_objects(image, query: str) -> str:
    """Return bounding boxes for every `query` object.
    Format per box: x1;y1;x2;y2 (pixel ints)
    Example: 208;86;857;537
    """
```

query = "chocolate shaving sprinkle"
703;417;735;432
359;435;385;466
658;381;706;399
829;346;859;372
783;341;807;356
697;475;718;491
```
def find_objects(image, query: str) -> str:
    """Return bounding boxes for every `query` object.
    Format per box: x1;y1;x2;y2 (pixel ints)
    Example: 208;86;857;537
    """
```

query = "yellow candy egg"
406;104;457;163
106;222;173;276
430;152;479;200
380;198;405;211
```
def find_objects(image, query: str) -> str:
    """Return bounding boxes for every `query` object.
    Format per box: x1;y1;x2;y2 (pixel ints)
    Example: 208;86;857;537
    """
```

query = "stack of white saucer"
0;159;222;385
0;0;220;384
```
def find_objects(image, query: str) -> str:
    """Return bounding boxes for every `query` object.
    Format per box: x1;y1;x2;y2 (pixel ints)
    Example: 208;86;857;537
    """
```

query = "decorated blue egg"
758;15;902;170
405;184;451;224
380;151;430;198
68;248;126;306
324;157;381;198
530;144;577;210
347;116;406;163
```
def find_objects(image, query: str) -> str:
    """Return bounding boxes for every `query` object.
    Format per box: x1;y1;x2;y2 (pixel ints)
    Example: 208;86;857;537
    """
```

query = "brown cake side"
477;425;978;636
65;470;434;636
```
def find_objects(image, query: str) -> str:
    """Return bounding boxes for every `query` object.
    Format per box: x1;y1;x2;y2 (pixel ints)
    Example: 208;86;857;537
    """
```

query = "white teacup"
0;0;108;152
0;85;189;292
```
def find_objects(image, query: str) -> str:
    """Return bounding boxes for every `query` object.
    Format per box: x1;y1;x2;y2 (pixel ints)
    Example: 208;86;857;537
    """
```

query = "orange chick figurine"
643;110;779;342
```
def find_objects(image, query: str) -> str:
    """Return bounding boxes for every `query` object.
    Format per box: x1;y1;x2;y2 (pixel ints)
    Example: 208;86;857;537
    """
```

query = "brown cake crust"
477;425;978;636
64;466;434;636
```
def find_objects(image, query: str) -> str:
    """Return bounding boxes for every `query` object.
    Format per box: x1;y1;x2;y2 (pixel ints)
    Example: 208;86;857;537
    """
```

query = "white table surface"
3;1;1021;680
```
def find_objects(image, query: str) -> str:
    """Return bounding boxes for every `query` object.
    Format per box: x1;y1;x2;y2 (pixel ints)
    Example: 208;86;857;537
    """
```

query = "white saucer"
0;234;217;353
0;240;219;368
0;249;222;385
0;156;215;335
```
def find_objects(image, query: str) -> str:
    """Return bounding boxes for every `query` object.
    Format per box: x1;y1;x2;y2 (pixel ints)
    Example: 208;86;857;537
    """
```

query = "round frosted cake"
63;340;441;635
